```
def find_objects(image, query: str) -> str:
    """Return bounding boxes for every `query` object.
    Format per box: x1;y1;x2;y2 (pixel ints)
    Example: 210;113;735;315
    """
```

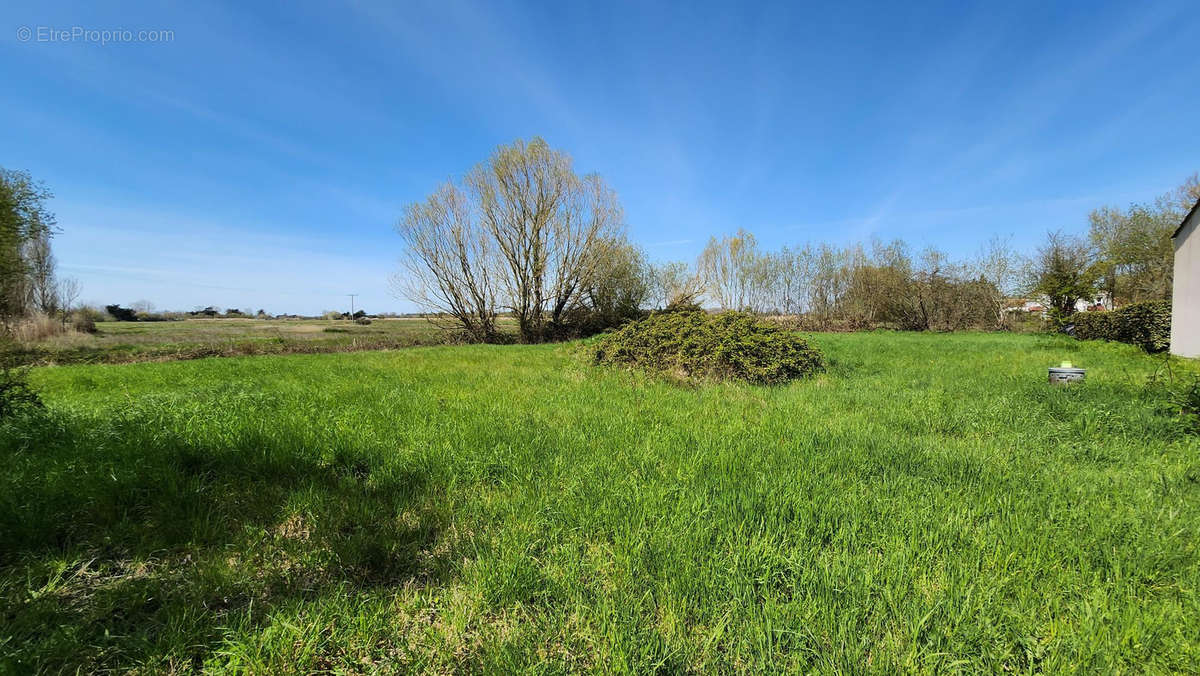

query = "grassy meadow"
7;317;453;366
1;332;1198;672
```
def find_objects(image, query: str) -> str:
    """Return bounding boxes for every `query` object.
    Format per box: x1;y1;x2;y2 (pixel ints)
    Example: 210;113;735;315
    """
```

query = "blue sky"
3;0;1198;314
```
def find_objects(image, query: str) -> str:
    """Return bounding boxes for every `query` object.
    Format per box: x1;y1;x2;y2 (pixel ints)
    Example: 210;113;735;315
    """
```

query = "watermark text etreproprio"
16;25;174;45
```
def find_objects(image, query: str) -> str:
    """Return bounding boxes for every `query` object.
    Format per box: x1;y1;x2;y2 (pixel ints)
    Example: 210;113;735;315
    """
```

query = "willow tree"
392;182;499;342
394;138;627;343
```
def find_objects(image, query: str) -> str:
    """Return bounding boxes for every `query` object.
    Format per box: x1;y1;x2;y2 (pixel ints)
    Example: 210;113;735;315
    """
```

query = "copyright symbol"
16;26;32;41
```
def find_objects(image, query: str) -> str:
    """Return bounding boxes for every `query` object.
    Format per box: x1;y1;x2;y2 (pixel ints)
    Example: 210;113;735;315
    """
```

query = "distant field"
8;317;458;365
2;333;1198;672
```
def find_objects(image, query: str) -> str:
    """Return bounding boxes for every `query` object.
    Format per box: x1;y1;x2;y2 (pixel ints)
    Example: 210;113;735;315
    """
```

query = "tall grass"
9;313;73;343
0;333;1197;672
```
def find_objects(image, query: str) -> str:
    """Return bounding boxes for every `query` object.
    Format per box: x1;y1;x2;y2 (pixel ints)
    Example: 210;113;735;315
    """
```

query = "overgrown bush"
70;312;97;333
74;305;110;323
593;310;824;385
1070;300;1171;352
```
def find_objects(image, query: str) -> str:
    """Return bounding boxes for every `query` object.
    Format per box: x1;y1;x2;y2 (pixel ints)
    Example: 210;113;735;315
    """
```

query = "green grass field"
2;332;1198;672
9;317;452;366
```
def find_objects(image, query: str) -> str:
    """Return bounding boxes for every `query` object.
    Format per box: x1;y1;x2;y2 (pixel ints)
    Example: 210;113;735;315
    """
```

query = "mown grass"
6;318;456;366
1;332;1198;672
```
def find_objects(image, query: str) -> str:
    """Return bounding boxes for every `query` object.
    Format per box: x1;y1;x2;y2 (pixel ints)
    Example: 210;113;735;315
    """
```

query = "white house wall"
1173;210;1200;358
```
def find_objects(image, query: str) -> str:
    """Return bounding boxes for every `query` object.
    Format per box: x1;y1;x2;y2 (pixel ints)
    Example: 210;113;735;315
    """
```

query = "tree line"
0;169;80;331
394;138;1197;340
4;145;1193;342
688;231;1016;331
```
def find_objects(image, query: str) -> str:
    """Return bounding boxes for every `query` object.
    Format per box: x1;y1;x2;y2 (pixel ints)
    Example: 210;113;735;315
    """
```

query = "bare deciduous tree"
393;182;499;342
57;276;81;326
468;139;624;340
394;138;627;343
697;229;778;312
648;261;703;309
808;243;856;322
974;235;1025;319
775;245;814;315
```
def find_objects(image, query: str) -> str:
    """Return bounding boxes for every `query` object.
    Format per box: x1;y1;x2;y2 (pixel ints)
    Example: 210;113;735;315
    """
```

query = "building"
1004;293;1108;317
1172;197;1200;358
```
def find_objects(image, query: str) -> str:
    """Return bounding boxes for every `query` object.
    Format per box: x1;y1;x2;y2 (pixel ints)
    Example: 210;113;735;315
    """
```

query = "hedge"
1069;300;1171;353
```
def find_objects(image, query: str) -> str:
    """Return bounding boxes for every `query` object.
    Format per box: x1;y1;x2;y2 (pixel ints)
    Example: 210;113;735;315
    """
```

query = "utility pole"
347;294;358;319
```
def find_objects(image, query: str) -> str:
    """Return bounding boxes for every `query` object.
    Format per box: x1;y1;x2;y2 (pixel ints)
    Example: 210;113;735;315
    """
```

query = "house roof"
1174;195;1200;239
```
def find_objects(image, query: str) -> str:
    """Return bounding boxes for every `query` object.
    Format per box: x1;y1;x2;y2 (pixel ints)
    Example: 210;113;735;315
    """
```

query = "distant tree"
1028;231;1098;318
909;246;1000;331
848;239;915;327
697;229;777;312
105;304;138;322
974;235;1026;318
131;300;155;314
774;245;815;315
1088;173;1200;304
578;238;650;331
56;277;81;326
648;261;703;310
808;243;857;322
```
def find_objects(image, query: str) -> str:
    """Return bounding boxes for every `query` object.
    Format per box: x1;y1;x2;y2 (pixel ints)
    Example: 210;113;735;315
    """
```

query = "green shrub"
73;305;110;324
1069;300;1170;352
70;312;97;334
593;310;824;385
